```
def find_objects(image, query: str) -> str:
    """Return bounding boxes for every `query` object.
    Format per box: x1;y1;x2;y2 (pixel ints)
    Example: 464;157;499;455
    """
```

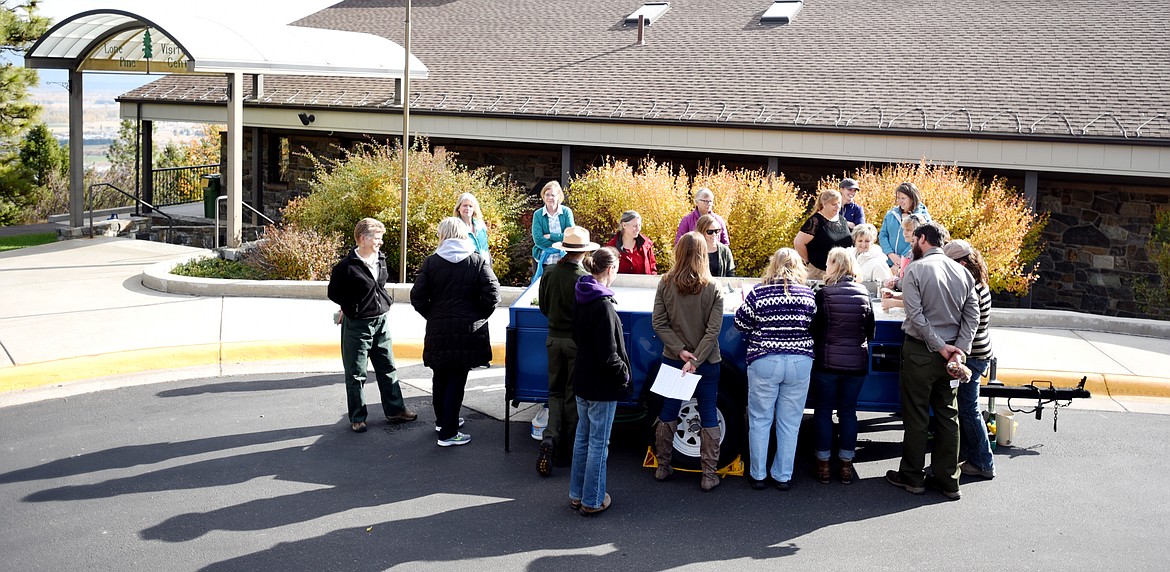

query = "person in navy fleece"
568;246;630;516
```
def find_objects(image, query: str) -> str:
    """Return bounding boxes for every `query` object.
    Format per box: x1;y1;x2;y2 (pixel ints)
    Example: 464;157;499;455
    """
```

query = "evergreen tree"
0;1;49;225
18;122;62;186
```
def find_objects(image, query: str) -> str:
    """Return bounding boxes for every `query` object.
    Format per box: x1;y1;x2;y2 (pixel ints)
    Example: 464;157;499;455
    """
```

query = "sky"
31;0;340;92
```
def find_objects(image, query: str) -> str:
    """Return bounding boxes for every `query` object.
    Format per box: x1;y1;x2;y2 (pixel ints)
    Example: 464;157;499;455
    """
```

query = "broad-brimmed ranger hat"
552;226;601;252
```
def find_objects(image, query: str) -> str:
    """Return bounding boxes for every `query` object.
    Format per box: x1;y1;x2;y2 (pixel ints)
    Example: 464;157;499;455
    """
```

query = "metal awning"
25;7;428;246
25;8;428;78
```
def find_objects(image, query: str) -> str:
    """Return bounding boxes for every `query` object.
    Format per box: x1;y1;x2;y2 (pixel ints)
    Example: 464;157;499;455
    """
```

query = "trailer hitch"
981;376;1090;432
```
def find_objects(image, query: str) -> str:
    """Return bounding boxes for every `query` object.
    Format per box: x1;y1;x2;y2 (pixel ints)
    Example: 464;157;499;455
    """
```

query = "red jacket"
606;233;658;275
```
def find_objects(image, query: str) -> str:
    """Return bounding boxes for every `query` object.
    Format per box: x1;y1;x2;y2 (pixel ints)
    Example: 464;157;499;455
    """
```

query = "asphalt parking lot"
1;367;1167;570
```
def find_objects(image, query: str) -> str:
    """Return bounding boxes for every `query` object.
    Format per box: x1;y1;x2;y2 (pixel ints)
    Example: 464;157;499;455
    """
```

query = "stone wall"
1028;180;1170;318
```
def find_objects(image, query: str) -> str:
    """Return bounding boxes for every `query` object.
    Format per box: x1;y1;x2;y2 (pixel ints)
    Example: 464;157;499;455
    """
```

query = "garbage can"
201;174;222;219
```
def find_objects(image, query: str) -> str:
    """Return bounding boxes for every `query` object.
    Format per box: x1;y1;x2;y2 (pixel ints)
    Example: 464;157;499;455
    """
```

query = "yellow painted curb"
0;341;508;394
0;344;221;392
996;368;1170;399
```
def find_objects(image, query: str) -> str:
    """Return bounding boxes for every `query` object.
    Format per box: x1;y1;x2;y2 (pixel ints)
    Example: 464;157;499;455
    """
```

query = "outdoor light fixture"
298;112;315;125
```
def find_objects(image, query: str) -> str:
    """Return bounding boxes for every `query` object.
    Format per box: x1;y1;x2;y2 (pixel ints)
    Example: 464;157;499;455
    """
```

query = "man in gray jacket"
886;222;978;500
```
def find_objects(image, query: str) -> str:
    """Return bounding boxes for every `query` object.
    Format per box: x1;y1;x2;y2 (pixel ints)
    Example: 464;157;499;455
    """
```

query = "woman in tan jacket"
651;232;726;492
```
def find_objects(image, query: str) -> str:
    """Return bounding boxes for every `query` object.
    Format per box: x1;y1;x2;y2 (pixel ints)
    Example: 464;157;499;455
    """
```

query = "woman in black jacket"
410;217;501;447
811;247;875;484
568;246;629;516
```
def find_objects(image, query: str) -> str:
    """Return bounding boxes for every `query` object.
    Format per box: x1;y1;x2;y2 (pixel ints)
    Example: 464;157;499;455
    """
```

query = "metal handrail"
214;195;276;249
87;182;176;242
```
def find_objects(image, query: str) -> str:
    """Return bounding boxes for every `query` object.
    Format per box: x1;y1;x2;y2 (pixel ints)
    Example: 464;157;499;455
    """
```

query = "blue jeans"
569;397;617;509
746;354;813;482
958;357;995;472
658;358;719;428
812;371;866;461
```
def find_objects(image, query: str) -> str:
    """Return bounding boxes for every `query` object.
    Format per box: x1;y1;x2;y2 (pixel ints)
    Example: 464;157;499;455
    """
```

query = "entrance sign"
78;27;195;74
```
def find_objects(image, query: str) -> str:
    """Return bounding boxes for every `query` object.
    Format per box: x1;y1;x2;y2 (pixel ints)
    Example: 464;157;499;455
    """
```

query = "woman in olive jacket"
411;217;501;447
568;246;630;515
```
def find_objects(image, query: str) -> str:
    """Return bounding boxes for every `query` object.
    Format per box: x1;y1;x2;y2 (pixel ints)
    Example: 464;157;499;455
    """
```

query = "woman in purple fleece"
567;247;631;516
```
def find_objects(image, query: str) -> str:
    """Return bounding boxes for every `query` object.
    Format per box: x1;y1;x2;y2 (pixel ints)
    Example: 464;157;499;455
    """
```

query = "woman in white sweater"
848;223;891;284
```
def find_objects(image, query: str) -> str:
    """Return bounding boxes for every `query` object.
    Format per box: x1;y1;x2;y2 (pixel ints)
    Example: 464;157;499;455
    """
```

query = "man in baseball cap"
839;178;865;230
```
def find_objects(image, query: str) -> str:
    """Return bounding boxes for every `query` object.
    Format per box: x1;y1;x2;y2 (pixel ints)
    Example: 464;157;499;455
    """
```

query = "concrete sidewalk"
2;237;1169;412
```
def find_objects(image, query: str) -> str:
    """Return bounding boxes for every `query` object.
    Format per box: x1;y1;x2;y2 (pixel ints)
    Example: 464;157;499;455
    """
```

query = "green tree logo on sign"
143;29;153;59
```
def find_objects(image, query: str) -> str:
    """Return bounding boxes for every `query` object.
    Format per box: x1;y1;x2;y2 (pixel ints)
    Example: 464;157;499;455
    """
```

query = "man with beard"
885;222;978;501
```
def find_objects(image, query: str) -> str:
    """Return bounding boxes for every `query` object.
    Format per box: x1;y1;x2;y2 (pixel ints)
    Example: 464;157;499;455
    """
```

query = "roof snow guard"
25;9;428;79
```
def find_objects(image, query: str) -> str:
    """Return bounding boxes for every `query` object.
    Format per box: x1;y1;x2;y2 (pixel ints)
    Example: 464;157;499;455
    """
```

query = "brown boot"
839;459;854;485
653;419;677;481
815;459;831;484
699;426;721;492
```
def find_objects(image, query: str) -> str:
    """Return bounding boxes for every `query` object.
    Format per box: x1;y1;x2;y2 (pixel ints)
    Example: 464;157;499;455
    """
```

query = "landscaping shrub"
825;162;1047;295
282;140;530;285
171;256;265;280
1134;208;1170;318
246;224;343;281
567;159;808;277
692;166;808;277
567;159;691;270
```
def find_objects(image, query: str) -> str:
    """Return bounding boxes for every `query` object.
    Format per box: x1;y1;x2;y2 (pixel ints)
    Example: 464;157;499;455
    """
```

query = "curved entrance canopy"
26;8;428;78
26;8;428;244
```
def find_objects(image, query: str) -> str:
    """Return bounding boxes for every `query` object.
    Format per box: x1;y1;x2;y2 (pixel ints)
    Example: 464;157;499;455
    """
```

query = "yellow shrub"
693;166;808;277
567;159;692;270
822;162;1047;295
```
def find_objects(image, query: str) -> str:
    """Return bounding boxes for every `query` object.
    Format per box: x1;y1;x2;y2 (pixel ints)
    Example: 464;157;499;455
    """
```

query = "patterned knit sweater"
733;280;817;364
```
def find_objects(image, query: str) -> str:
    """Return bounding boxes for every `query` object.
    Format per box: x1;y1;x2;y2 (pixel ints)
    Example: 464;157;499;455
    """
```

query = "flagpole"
399;0;411;283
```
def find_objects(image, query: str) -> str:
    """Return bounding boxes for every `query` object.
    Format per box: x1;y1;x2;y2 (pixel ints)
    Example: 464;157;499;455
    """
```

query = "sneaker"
885;470;926;495
925;475;962;500
437;432;472;447
960;461;995;480
774;480;791;492
387;409;419;423
749;478;768;490
536;437;554;477
435;418;466;432
579;493;612;516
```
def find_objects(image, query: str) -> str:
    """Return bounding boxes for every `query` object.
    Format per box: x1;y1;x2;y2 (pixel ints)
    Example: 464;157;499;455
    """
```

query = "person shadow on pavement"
1;370;966;570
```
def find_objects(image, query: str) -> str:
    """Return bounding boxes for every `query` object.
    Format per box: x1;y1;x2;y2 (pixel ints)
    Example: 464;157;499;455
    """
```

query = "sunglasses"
705;229;721;235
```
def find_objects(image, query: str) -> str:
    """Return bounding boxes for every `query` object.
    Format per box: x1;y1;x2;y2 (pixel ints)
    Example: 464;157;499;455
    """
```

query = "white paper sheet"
650;363;703;401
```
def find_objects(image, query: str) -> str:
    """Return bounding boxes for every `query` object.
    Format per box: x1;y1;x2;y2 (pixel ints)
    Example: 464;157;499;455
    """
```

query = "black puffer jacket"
571;276;631;402
410;241;501;370
328;249;392;319
812;277;875;375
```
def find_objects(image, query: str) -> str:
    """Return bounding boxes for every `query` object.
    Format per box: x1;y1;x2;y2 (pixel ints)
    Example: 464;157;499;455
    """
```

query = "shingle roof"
121;0;1170;140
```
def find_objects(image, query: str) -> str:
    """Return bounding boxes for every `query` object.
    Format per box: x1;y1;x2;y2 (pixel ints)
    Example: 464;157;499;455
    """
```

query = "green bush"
246;224;343;281
282;140;530;285
171;257;265;280
830;162;1047;295
1135;208;1170;317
